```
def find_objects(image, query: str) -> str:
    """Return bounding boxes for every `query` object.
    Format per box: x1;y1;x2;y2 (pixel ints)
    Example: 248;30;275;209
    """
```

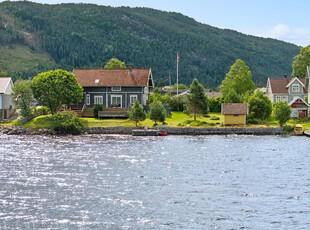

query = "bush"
33;106;49;117
93;104;103;118
208;96;223;113
49;112;87;134
169;95;187;111
283;125;294;133
210;116;220;120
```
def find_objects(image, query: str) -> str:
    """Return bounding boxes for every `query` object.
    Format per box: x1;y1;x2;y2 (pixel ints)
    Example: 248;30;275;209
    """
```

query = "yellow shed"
221;103;248;125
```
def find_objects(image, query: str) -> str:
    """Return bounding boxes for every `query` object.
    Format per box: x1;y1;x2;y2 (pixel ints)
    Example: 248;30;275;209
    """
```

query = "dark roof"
222;103;248;115
73;68;151;87
269;78;306;94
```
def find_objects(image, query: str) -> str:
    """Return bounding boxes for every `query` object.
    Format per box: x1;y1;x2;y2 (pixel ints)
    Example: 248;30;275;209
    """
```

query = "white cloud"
257;23;310;47
270;23;291;37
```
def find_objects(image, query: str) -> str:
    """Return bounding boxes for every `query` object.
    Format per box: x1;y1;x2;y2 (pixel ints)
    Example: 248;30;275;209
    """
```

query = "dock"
132;129;159;136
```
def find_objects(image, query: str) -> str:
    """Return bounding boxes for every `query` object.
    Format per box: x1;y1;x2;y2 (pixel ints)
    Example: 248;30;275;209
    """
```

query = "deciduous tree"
12;81;33;117
292;46;310;78
186;78;208;121
220;59;255;100
273;101;291;127
31;69;83;114
104;58;126;69
248;91;272;120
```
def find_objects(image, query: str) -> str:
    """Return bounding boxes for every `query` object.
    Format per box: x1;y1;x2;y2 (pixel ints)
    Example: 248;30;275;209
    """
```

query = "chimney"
128;64;132;75
99;66;102;69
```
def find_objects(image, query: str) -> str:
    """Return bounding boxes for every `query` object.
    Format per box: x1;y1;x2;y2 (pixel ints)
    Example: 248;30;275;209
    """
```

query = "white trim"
130;95;138;105
292;84;300;93
94;96;103;105
111;95;122;107
307;66;310;78
286;77;305;88
111;86;121;91
288;97;310;107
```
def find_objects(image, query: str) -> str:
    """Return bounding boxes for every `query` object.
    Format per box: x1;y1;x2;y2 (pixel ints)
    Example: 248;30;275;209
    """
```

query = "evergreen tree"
149;100;166;125
128;99;146;127
186;78;208;121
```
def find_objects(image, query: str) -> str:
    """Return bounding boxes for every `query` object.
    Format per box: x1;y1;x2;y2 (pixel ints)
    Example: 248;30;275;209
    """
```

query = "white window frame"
281;96;288;102
130;95;138;105
94;96;103;105
111;86;121;92
292;84;300;93
275;96;281;103
86;94;90;105
111;95;122;107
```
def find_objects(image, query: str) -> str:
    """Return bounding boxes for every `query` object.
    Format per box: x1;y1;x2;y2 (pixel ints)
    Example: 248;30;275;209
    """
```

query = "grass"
17;111;310;131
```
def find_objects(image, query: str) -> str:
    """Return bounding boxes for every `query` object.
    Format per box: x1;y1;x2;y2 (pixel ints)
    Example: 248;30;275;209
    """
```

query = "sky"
2;0;310;47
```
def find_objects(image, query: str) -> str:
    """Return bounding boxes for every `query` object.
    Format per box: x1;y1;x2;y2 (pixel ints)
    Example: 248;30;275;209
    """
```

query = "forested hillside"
0;1;300;87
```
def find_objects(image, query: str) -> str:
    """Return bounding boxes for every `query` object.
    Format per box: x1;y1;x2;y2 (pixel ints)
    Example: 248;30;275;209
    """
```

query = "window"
292;84;299;92
275;96;281;103
86;94;90;105
94;96;103;105
111;95;122;107
233;114;239;117
130;95;138;105
112;86;121;91
282;96;288;102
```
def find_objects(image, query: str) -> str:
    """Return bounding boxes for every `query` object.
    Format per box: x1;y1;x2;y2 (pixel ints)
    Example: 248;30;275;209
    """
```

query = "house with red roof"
73;65;154;110
266;77;309;118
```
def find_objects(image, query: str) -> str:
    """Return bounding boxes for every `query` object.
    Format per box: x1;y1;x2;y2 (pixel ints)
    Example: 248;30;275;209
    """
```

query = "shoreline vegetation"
1;111;307;136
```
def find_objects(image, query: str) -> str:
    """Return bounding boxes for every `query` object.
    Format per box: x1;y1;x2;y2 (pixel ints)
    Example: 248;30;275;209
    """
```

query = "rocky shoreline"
0;125;284;136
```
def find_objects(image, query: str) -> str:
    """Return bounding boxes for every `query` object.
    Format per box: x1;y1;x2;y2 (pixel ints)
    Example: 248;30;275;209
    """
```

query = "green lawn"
15;111;310;130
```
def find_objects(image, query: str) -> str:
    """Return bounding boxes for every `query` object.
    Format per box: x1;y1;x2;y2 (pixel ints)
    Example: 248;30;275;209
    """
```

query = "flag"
177;54;180;62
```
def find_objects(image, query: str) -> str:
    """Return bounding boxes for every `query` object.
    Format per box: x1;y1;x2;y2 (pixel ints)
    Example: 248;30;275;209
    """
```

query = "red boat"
158;131;167;136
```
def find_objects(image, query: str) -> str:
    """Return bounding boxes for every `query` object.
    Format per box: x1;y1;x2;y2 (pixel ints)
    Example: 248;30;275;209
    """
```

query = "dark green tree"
223;88;243;103
128;99;146;127
248;91;272;120
93;104;103;118
220;59;255;100
208;96;223;113
273;101;292;127
12;81;33;117
31;69;83;114
149;100;166;125
292;46;310;78
186;78;208;121
104;58;126;69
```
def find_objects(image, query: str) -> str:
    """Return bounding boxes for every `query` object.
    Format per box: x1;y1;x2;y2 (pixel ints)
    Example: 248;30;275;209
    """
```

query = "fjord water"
0;135;309;229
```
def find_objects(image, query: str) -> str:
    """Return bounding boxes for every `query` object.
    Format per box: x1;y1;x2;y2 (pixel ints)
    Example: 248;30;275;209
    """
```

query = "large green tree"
149;100;166;125
248;91;272;120
273;101;292;127
31;69;83;114
128;99;146;127
186;78;208;121
220;59;255;100
104;58;126;69
223;88;243;103
292;46;310;78
12;81;33;117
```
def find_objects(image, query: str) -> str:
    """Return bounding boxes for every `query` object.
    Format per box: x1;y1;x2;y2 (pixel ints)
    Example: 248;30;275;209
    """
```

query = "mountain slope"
0;1;300;87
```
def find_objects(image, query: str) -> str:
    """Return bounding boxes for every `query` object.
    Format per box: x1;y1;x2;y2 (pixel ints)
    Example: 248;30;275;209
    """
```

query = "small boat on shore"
294;124;304;135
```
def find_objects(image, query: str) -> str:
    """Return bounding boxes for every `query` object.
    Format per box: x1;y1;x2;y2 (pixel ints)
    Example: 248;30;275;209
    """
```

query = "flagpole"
177;52;179;95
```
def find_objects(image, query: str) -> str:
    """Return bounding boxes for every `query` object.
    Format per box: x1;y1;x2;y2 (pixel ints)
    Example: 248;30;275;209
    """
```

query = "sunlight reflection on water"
0;134;310;229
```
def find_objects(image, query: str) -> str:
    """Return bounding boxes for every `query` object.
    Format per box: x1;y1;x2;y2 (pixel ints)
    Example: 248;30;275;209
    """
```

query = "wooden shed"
221;103;248;125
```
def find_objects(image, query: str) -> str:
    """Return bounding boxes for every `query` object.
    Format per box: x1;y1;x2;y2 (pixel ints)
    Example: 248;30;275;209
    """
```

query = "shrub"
283;125;294;133
169;95;187;111
33;106;49;117
49;112;87;134
93;104;103;118
208;96;223;113
210;116;220;120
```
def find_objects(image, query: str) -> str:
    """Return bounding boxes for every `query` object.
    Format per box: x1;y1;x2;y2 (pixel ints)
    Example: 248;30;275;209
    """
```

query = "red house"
288;97;310;119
